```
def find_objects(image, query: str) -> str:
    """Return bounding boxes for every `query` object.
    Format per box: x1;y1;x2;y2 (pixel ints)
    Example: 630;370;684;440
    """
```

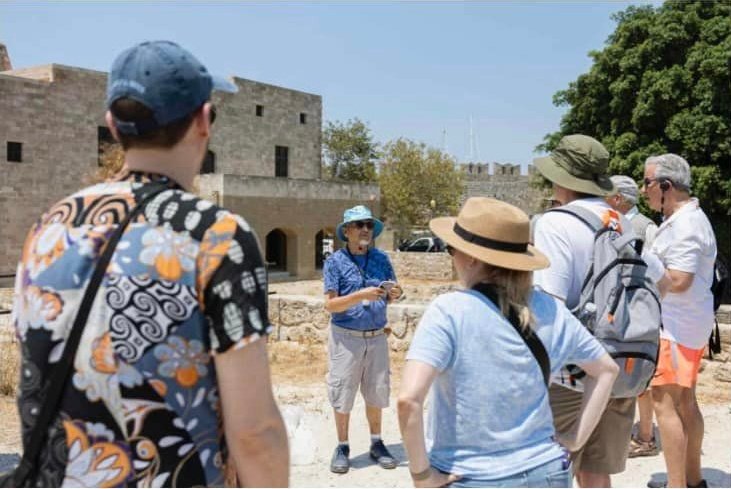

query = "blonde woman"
398;198;618;488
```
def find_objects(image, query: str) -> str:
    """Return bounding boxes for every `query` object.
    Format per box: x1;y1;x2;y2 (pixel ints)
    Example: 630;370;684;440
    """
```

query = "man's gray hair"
610;175;639;205
645;154;691;190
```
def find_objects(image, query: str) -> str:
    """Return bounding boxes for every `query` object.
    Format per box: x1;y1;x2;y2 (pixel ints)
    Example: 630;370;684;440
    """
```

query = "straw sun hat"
430;197;550;271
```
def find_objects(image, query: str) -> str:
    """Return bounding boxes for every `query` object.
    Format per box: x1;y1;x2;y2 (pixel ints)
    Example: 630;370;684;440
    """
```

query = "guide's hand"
388;284;403;301
359;286;386;302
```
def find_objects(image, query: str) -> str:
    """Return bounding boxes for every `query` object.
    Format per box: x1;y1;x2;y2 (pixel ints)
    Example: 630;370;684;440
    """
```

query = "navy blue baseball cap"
107;40;238;135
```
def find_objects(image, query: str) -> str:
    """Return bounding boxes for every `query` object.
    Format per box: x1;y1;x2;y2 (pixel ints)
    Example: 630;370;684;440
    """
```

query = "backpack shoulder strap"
546;204;604;234
471;283;551;387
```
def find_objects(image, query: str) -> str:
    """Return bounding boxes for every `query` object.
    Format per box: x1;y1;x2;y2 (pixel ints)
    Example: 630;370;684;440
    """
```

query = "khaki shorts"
549;384;636;474
327;324;390;413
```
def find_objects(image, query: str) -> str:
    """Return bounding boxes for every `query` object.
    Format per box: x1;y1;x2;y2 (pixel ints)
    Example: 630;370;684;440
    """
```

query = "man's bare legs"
366;404;382;435
334;410;350;442
679;386;704;486
653;385;687;487
576;471;611;488
637;390;655;442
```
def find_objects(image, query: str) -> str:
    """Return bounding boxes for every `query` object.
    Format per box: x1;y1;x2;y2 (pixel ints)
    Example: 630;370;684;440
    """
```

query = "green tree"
322;118;379;182
379;139;464;239
540;0;731;251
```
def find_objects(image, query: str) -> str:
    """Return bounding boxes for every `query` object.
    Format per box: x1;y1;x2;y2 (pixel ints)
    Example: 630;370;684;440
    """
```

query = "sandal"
629;434;659;458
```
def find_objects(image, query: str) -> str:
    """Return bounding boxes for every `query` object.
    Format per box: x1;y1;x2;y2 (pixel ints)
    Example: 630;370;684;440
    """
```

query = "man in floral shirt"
12;41;288;487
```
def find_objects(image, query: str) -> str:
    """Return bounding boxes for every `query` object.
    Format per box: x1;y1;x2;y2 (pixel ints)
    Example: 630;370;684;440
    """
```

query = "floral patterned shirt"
12;171;270;487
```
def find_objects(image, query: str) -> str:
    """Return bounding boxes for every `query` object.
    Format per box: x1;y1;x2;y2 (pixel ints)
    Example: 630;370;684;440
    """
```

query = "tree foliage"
379;139;464;238
540;0;731;249
322;118;379;182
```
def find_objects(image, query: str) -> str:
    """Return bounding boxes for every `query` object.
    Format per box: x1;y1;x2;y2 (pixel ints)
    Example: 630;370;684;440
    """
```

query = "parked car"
398;236;446;252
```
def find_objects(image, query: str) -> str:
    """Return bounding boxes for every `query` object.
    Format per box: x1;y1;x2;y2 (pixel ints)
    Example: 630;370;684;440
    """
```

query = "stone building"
461;161;547;215
0;43;378;282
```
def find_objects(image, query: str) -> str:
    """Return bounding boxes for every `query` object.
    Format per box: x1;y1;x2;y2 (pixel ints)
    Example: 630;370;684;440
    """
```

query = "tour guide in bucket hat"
533;134;616;196
430;197;549;271
336;205;384;242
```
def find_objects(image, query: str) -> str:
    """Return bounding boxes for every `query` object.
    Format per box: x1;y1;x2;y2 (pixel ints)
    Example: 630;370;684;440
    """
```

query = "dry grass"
0;341;19;397
267;339;731;405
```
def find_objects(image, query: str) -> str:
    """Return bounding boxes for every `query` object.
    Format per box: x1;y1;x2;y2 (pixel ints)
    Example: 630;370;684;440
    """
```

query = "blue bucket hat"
107;40;238;135
336;205;384;242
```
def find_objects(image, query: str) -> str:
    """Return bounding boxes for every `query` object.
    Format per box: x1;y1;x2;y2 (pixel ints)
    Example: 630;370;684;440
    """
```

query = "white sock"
370;434;382;443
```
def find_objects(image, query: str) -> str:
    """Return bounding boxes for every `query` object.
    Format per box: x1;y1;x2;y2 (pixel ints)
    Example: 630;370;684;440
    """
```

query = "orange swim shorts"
651;338;705;388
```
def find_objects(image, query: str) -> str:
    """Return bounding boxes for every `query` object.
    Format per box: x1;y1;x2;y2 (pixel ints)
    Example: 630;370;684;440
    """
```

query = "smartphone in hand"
379;280;397;292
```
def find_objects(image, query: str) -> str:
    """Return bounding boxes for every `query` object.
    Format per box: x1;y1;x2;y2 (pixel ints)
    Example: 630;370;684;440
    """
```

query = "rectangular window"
275;145;289;177
256;104;263;117
6;142;22;162
299;113;307;124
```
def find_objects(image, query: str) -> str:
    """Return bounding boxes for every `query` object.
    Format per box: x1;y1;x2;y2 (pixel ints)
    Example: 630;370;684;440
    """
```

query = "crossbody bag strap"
13;183;168;486
471;283;551;387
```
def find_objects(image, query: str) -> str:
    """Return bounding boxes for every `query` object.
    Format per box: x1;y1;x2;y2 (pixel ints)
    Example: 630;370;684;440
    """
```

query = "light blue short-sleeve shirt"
407;288;606;480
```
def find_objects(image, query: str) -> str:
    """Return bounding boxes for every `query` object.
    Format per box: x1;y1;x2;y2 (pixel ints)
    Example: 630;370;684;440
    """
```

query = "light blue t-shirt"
323;248;396;331
407;288;606;480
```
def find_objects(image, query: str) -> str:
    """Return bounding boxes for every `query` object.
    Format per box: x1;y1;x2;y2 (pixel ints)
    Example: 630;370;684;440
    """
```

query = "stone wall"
267;296;731;353
198;174;380;280
385;251;456;280
461;162;548;216
211;77;322;180
0;61;327;277
268;294;426;351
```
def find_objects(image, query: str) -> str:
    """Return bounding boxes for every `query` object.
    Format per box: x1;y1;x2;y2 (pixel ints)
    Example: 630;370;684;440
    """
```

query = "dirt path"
277;382;730;488
0;342;729;487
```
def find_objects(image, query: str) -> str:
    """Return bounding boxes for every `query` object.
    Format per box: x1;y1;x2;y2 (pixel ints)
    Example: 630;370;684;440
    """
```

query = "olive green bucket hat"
533;135;616;196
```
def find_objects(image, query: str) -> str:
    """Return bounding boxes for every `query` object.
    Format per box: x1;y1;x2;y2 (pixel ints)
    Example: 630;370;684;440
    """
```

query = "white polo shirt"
650;198;717;349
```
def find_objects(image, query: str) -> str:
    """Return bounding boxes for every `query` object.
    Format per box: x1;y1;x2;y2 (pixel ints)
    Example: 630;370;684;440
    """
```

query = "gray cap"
610;175;639;205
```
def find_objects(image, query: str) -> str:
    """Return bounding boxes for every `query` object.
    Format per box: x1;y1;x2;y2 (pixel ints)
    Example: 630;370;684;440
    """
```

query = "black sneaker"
369;439;397;469
688;479;708;488
330;445;350;474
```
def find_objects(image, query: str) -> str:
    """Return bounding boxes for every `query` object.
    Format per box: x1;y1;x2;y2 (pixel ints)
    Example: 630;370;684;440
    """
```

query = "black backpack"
709;253;729;358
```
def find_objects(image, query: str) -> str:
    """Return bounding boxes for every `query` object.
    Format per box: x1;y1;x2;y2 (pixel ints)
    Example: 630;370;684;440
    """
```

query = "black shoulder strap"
471;283;551;387
12;183;168;486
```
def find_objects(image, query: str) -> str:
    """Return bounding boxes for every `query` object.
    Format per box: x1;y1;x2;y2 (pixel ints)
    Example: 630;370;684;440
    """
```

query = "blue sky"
0;1;659;171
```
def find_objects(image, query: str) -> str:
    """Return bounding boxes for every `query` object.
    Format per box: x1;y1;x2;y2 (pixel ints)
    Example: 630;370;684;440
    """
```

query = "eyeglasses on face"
209;105;217;125
351;220;374;230
643;177;657;187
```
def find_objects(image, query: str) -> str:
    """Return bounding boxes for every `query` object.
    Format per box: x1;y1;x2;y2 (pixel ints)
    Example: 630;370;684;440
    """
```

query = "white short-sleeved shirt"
650;199;717;349
407;289;606;480
533;198;611;309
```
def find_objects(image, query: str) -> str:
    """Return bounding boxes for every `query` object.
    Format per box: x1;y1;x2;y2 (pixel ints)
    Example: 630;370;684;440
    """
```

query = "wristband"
410;466;433;481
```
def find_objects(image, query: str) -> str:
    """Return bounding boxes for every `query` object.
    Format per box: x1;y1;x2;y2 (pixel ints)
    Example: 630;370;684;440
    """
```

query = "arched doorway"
315;229;335;270
265;229;287;272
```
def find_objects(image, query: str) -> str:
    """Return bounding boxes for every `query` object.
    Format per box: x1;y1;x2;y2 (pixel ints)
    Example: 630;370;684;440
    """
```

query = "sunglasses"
209;105;217;125
446;245;456;256
351;220;374;230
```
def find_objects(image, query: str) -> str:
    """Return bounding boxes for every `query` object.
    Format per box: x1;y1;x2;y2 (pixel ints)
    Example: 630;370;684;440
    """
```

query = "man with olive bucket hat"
322;205;403;474
532;135;636;488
